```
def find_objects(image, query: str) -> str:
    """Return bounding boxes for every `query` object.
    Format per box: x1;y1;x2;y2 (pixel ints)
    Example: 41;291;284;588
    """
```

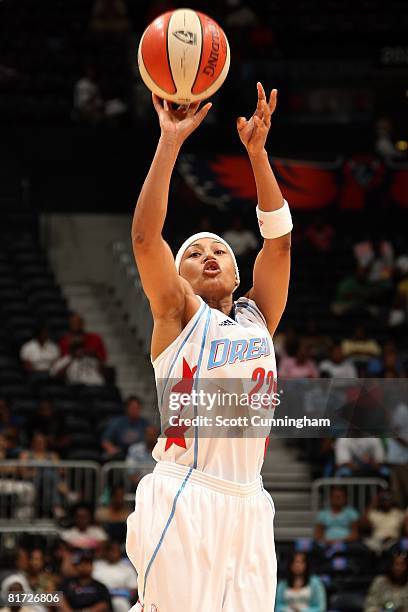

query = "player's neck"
202;294;233;316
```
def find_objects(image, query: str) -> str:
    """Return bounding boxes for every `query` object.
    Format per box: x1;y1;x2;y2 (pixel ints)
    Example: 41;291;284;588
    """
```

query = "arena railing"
311;478;389;515
0;461;100;522
0;460;283;522
100;461;155;504
111;241;152;354
0;526;60;554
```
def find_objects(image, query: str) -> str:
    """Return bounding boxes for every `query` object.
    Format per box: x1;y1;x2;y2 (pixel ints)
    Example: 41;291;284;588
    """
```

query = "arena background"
0;0;408;610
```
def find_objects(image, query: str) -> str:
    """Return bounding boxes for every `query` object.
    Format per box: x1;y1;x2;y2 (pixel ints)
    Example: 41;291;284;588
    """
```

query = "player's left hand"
236;82;277;156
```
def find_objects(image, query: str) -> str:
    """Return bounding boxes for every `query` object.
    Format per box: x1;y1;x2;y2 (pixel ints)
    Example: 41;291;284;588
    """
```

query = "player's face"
179;238;236;297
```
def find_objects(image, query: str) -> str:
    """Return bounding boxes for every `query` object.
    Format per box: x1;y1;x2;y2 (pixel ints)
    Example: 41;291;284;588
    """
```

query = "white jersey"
151;295;277;483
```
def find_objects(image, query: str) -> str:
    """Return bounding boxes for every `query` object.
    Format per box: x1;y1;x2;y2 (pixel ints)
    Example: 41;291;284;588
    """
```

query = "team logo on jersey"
173;30;197;45
219;319;236;326
208;336;271;369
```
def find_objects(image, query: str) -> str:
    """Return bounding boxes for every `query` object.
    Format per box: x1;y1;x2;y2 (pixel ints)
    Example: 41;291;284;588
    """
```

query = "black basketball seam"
191;12;204;95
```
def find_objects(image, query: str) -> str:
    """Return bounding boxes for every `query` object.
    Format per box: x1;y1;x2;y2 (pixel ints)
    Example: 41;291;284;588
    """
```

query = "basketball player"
126;82;292;611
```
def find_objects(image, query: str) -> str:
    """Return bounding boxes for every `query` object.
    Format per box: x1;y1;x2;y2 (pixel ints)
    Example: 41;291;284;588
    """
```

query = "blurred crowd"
0;539;137;612
275;485;408;610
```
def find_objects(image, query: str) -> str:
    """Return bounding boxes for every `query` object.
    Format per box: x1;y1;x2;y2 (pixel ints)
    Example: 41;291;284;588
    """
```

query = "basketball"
138;8;230;105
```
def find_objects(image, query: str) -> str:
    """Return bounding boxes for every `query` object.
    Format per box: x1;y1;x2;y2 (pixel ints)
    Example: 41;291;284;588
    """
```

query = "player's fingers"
269;89;278;114
261;101;271;127
236;116;247;131
163;99;170;112
193;102;212;125
152;93;163;114
255;86;266;118
257;81;266;100
188;102;200;115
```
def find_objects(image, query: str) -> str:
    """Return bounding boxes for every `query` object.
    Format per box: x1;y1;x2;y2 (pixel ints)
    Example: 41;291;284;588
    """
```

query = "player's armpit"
132;236;186;319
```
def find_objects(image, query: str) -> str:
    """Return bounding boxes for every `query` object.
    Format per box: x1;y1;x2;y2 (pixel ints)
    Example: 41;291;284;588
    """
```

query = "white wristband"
256;199;293;239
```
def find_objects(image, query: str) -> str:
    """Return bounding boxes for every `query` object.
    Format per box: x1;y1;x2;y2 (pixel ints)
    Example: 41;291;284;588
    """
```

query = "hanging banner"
178;154;408;211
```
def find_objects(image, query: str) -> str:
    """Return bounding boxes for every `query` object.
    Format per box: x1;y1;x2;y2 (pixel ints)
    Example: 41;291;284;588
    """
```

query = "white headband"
175;232;240;288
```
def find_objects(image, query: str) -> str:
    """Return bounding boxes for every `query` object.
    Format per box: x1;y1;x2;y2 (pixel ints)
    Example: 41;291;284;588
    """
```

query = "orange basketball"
138;8;230;105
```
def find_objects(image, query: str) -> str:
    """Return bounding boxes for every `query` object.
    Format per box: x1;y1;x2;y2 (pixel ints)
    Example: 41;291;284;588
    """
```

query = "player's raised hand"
236;83;277;156
152;94;212;147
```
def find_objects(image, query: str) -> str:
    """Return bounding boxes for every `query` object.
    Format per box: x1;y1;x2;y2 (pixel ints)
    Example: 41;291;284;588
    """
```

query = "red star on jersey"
164;417;190;451
164;358;197;452
170;358;197;396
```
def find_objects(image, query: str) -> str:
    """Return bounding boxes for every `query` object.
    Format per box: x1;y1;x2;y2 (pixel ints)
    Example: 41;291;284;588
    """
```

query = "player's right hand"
152;94;212;147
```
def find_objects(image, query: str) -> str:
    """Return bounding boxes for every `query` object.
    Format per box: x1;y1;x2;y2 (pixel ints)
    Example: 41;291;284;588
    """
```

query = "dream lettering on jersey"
208;336;271;370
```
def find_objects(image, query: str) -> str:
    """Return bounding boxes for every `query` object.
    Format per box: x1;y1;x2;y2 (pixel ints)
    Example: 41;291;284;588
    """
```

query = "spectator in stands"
101;396;148;460
19;432;63;518
15;547;30;574
0;573;46;612
96;485;130;542
61;550;113;612
20;325;59;374
341;324;382;367
319;343;358;379
388;402;408;508
278;340;319;379
51;340;106;386
275;551;326;612
364;552;408;612
0;433;35;519
26;548;57;593
61;503;108;551
127;424;158;466
360;490;405;553
353;239;394;277
314;486;359;545
60;313;107;363
27;399;69;455
92;541;137;612
367;340;405;377
49;539;76;579
334;437;387;478
332;265;376;317
272;324;298;362
73;66;103;124
300;318;332;362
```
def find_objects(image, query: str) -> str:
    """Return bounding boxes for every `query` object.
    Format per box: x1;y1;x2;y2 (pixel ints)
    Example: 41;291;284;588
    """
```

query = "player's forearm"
132;137;181;247
248;149;283;212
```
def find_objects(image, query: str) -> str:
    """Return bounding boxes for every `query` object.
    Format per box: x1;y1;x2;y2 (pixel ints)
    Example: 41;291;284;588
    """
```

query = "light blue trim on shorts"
142;466;193;602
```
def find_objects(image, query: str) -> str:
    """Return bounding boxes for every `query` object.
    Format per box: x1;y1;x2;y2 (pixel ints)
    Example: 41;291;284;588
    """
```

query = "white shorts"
126;461;277;612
